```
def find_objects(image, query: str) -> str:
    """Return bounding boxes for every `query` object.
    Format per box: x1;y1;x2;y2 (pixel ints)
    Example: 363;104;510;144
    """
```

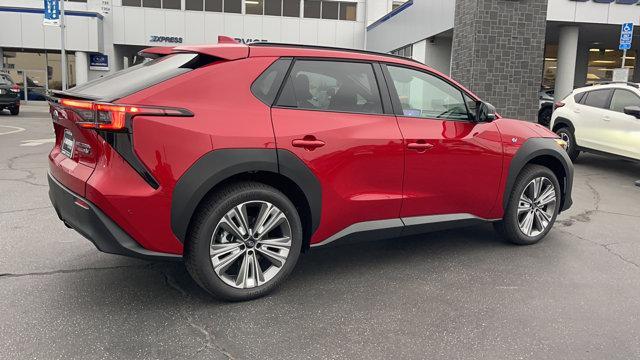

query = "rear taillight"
59;99;191;131
554;101;565;108
10;84;20;93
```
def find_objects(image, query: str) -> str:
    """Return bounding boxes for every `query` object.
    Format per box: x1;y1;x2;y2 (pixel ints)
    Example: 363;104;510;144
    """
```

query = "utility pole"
60;0;67;90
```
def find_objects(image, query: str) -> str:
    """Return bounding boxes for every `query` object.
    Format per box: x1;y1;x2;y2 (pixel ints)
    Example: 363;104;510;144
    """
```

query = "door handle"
292;136;325;150
602;115;611;121
407;141;434;152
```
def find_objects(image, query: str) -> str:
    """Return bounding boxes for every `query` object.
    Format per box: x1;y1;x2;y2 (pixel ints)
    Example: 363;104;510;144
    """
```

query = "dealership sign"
89;54;109;71
150;36;183;44
43;0;60;26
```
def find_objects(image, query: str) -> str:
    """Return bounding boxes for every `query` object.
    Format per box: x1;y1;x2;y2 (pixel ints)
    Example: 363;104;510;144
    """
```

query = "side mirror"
623;105;640;119
475;101;497;122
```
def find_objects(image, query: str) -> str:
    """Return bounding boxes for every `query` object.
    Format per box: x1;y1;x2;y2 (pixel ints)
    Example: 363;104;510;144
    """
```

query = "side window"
582;89;612;109
610;89;640;113
251;58;292;106
574;92;586;104
386;65;471;121
276;60;383;114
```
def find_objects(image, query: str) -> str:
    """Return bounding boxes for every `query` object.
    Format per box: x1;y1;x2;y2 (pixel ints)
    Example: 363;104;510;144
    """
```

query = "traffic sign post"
619;22;634;70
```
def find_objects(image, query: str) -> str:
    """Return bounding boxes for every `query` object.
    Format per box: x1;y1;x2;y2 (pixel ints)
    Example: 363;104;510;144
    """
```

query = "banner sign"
100;0;112;15
89;54;109;71
43;0;60;27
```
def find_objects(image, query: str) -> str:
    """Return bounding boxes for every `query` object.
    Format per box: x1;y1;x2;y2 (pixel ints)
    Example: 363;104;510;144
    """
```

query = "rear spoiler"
139;36;249;61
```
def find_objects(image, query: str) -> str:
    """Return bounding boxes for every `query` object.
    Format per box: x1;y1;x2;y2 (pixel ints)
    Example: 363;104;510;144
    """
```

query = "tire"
9;107;19;116
494;164;561;245
538;107;552;127
185;181;303;301
555;127;579;161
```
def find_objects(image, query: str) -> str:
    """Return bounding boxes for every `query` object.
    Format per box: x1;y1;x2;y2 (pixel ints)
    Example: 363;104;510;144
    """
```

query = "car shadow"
575;152;640;179
60;223;524;308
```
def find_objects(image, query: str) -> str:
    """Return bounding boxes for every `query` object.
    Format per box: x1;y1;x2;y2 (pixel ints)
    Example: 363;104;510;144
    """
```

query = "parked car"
0;73;21;115
17;76;47;101
551;82;640;161
538;88;554;126
47;38;574;301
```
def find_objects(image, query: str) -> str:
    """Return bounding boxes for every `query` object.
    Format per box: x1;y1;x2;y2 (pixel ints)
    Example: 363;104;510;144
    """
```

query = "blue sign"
89;54;109;71
620;22;634;50
43;0;60;26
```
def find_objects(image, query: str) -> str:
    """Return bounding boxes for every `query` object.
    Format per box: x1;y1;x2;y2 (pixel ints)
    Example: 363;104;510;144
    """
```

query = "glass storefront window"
246;0;264;14
0;50;75;100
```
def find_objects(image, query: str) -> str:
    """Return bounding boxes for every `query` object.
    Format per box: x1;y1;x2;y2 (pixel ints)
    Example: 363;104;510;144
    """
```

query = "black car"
0;74;20;115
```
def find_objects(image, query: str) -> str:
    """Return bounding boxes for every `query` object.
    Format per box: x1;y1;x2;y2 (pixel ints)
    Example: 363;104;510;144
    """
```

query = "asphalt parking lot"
1;105;639;360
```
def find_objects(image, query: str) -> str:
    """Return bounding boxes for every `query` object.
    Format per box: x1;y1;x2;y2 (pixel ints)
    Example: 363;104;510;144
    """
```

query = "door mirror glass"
476;101;497;122
623;105;640;119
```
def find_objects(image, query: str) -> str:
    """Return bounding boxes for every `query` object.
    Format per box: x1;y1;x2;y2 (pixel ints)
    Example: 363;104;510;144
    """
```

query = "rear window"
582;89;612;109
66;53;200;101
574;92;586;104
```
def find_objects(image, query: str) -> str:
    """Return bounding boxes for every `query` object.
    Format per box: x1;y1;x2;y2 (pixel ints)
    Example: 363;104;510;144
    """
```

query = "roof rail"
586;81;640;89
249;42;423;65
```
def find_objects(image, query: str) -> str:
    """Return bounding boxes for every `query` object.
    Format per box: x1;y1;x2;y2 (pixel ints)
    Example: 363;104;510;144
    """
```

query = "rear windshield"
67;53;199;100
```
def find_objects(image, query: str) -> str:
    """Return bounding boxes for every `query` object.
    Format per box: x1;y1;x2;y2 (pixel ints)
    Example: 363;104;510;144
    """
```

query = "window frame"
269;57;395;116
381;63;480;122
609;88;640;113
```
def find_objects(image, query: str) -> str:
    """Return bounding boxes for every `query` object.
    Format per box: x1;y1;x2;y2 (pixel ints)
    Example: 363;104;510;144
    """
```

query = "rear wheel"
185;182;302;301
555;127;579;161
9;106;19;116
494;164;561;245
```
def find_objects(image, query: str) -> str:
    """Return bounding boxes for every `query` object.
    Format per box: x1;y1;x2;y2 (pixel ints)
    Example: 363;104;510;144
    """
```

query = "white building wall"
547;0;640;24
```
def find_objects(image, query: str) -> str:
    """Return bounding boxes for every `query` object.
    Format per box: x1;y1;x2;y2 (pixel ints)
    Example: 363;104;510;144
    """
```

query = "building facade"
367;0;640;121
0;0;394;95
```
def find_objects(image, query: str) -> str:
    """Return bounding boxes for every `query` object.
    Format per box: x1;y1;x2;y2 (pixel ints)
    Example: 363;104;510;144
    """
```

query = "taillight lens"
10;84;20;93
59;99;190;131
554;101;565;108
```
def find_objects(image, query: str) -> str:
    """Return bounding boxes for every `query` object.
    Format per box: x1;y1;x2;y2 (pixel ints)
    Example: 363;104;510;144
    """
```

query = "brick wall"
451;0;548;121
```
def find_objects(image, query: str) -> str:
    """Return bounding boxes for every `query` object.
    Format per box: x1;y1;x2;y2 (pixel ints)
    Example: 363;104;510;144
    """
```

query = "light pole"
60;0;67;91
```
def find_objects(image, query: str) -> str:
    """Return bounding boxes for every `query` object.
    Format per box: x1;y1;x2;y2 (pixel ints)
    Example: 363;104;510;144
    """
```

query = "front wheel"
185;182;302;301
9;106;19;116
494;164;561;245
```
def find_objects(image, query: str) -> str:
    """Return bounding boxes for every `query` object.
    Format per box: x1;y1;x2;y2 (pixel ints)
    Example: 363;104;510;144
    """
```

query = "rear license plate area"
61;129;75;158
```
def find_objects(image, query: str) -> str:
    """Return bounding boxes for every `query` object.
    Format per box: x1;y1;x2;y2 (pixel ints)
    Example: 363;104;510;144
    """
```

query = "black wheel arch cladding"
171;148;322;243
504;138;574;212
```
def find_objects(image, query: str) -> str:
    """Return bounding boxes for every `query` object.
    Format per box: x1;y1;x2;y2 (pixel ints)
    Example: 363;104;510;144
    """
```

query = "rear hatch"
48;53;205;196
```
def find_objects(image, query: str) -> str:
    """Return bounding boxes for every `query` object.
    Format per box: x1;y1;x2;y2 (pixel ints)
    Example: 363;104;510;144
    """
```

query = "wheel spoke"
518;200;532;215
212;247;244;275
534;210;549;231
256;246;286;268
219;212;248;240
519;210;535;236
259;236;291;248
210;242;242;257
254;207;286;240
537;185;556;207
532;177;543;199
251;251;265;285
235;252;251;288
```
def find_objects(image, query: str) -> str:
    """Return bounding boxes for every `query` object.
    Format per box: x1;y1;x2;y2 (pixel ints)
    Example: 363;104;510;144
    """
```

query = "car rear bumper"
0;98;19;107
48;173;181;261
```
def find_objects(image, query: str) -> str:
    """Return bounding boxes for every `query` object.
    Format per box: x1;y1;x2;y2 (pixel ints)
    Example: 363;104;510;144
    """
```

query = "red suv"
48;38;573;301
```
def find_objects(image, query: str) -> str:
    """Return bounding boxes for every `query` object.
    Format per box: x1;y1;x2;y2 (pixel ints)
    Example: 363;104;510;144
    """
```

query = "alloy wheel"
559;131;571;152
517;177;557;237
210;201;292;289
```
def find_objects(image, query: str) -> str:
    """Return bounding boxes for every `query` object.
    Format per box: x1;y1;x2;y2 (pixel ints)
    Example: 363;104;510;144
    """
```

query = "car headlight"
554;138;568;150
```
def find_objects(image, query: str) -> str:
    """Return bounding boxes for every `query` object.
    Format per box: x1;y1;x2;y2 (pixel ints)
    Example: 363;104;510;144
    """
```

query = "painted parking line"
20;138;55;147
0;125;26;136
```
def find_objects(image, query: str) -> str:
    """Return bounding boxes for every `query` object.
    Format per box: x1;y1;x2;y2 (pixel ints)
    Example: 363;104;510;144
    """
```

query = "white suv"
551;82;640;161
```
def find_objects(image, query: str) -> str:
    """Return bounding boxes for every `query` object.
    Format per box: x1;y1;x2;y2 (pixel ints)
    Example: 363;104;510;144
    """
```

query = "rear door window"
276;60;384;115
582;89;612;109
251;58;292;105
66;53;200;101
609;89;640;113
